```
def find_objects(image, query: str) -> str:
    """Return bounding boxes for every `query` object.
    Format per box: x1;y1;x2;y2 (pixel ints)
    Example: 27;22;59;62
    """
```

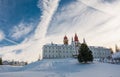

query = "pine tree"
77;43;93;63
0;58;2;65
25;62;28;65
110;48;114;54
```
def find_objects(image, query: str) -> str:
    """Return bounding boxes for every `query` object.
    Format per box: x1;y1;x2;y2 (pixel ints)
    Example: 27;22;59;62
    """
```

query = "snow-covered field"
0;59;120;77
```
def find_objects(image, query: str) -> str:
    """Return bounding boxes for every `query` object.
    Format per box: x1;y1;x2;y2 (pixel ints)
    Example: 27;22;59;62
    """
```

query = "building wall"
43;44;111;59
43;44;77;59
89;46;111;59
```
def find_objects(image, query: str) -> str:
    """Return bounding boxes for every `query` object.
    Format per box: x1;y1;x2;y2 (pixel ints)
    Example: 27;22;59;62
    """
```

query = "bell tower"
74;33;79;46
74;33;79;42
63;35;68;45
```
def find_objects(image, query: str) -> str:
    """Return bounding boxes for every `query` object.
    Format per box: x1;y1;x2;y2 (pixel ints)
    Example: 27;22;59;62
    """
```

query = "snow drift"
0;59;120;77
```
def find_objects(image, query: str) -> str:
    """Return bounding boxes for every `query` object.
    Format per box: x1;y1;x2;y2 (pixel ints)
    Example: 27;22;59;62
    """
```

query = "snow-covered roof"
44;43;72;46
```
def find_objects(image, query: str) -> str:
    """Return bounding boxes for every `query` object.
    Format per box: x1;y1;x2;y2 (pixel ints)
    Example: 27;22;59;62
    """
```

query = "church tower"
74;33;79;46
74;33;79;42
63;35;68;45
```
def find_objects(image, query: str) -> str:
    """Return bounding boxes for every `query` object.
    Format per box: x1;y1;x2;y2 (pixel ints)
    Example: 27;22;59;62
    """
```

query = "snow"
0;59;120;77
0;65;22;73
112;52;120;58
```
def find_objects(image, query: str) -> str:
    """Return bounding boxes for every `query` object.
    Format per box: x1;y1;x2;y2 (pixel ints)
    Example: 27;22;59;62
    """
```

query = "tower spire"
74;33;79;42
115;44;119;52
72;37;73;42
83;38;86;44
63;35;68;45
74;33;80;46
71;37;74;45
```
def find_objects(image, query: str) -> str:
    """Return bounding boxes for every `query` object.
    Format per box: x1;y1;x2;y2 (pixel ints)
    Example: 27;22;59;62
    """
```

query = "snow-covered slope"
20;59;78;71
0;65;22;73
0;59;120;77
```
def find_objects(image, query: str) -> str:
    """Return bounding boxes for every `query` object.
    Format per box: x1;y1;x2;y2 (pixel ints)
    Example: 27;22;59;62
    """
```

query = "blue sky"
0;0;40;45
0;0;120;62
0;0;120;47
0;0;75;45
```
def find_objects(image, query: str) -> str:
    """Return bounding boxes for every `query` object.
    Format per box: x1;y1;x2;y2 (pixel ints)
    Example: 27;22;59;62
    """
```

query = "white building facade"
43;44;77;59
43;34;80;59
89;46;112;59
43;34;112;59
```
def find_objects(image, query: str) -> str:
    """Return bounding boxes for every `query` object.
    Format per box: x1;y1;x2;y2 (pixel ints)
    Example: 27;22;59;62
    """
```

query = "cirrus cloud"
10;23;33;40
0;30;5;41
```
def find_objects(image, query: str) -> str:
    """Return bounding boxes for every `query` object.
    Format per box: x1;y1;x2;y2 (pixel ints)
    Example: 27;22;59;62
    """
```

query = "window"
66;51;68;53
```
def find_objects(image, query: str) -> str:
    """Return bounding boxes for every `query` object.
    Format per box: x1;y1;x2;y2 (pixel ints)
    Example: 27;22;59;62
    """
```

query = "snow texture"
112;52;120;58
0;59;120;77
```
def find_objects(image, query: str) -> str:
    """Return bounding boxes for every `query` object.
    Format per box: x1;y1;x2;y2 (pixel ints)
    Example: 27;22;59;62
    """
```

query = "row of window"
44;50;74;53
90;49;111;52
92;52;110;55
44;55;72;58
44;49;74;51
44;46;74;49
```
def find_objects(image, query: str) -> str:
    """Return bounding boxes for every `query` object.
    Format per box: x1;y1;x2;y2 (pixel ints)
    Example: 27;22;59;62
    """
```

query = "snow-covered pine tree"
77;42;93;63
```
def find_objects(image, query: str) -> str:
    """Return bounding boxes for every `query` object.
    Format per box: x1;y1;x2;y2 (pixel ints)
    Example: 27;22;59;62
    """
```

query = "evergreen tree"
25;62;28;65
77;43;93;63
110;48;114;54
0;58;2;65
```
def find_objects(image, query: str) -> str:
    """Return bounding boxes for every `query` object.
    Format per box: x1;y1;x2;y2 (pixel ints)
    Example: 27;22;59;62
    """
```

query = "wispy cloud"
10;23;33;40
47;0;120;48
33;0;60;40
4;38;18;45
79;0;120;15
47;1;111;35
0;0;60;62
0;30;5;41
0;29;18;45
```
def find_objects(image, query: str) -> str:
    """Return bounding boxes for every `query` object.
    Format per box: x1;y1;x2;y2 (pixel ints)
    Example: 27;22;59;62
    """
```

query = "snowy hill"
20;59;79;71
0;65;21;73
0;59;120;77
